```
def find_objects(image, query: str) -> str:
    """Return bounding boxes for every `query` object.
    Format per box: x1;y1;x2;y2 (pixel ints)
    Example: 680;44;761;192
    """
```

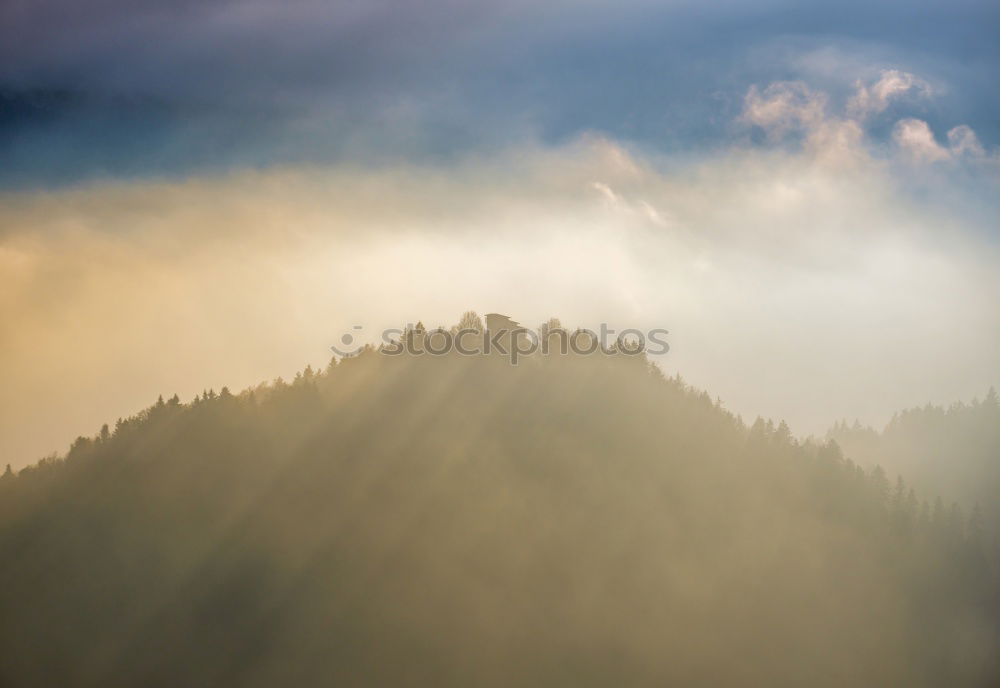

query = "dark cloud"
1;0;997;187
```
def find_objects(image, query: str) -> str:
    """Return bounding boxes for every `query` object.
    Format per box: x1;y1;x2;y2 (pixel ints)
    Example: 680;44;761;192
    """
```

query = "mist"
3;0;1000;683
2;119;998;469
2;334;998;686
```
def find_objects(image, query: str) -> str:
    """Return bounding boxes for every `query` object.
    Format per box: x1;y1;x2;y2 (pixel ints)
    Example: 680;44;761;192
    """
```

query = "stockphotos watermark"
332;324;669;364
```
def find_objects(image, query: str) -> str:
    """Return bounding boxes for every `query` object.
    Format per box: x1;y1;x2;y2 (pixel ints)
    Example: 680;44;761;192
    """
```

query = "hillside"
829;391;1000;536
1;319;997;687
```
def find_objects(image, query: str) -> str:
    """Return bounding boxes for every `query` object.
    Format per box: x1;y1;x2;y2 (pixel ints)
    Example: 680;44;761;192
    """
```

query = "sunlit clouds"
846;69;933;120
1;74;997;465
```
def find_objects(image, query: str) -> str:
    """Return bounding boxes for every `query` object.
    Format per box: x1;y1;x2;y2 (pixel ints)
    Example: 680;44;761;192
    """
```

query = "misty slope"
829;391;1000;535
1;334;997;687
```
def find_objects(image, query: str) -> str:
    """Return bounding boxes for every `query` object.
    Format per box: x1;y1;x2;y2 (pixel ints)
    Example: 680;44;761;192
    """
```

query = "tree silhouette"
0;313;995;687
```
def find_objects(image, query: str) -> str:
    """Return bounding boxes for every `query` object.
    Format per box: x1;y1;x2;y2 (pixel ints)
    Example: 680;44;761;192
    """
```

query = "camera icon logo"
330;325;365;357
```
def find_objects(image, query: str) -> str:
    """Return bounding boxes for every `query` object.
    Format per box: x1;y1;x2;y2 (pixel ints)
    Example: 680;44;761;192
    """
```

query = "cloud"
947;124;985;157
1;127;998;468
893;118;952;162
741;81;866;165
847;69;932;119
592;181;624;206
742;82;829;138
893;118;990;163
2;0;998;187
742;72;995;170
591;180;669;227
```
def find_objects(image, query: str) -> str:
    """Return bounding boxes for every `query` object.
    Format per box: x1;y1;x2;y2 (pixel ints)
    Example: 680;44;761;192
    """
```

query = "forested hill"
1;318;997;687
829;390;1000;536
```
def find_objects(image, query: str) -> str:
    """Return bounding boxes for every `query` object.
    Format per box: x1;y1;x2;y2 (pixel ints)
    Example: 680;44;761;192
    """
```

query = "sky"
1;0;998;467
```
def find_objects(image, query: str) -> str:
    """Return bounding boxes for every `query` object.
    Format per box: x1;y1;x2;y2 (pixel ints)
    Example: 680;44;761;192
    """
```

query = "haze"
2;126;998;467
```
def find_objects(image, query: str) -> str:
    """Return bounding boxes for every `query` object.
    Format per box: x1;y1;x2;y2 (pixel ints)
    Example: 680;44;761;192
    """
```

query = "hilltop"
1;315;997;687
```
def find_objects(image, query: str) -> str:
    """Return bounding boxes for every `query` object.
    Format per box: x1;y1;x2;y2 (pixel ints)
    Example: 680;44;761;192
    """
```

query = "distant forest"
1;313;997;687
829;391;1000;538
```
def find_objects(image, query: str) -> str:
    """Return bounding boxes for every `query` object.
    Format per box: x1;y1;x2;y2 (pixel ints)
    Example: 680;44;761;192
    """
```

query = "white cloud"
1;130;998;470
947;125;985;157
893;118;952;162
742;81;867;165
592;181;624;207
847;69;932;119
2;72;998;468
742;82;828;138
893;119;989;163
743;72;992;168
592;180;669;227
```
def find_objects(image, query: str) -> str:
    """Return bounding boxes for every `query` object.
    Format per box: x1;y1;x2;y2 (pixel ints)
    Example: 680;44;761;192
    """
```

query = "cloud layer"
1;0;998;465
1;75;997;466
1;0;998;186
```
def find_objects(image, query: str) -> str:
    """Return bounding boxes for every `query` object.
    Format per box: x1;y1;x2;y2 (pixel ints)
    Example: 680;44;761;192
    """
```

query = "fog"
2;337;996;685
2;103;998;468
3;0;1000;683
